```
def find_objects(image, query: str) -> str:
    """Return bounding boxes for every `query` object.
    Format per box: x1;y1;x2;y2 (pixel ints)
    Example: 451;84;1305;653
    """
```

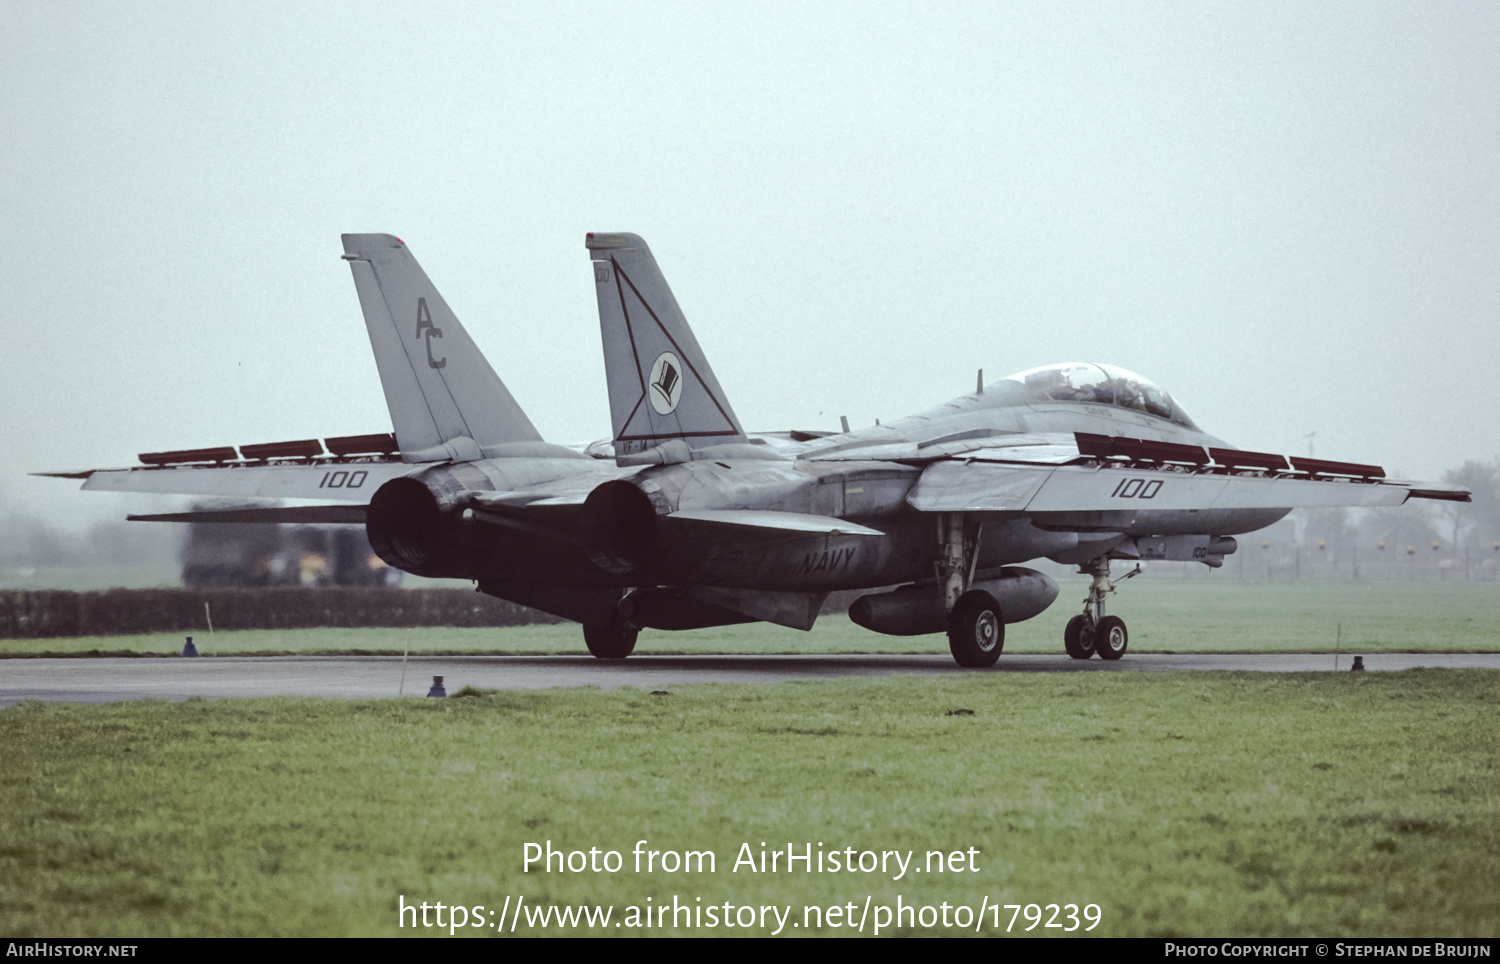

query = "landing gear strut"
936;514;1003;667
1065;556;1139;660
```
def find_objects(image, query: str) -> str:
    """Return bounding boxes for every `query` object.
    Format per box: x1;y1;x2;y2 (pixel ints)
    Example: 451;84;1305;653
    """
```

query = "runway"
2;652;1498;706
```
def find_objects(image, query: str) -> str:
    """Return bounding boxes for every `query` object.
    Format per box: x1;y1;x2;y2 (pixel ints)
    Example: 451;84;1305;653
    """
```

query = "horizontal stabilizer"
127;505;367;524
667;509;883;537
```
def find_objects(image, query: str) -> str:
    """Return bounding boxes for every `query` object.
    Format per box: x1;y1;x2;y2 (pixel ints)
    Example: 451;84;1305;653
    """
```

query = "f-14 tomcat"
46;233;1469;667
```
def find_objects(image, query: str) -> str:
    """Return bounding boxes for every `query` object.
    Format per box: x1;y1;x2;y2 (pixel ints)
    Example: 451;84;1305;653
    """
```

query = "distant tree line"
1296;460;1499;553
1216;459;1500;582
0;587;560;639
0;509;180;572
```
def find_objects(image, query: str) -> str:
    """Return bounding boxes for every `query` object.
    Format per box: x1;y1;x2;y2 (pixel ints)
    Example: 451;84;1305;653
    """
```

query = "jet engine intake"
848;566;1059;636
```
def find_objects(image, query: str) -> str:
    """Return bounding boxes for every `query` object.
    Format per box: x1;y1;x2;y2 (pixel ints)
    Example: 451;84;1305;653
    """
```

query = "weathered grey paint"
58;232;1469;649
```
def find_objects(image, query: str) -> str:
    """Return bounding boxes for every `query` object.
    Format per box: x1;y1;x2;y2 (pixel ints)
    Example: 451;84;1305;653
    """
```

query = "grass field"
7;580;1498;657
1;670;1495;937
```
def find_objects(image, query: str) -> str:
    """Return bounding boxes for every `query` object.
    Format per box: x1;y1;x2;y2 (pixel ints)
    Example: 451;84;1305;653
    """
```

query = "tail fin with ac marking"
342;234;571;462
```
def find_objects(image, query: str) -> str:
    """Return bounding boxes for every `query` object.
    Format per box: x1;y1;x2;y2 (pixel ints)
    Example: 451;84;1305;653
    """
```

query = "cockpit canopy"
1005;362;1200;431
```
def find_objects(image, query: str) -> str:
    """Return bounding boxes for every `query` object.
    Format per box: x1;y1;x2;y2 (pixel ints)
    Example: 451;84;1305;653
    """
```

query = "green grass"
6;580;1497;656
1;671;1495;937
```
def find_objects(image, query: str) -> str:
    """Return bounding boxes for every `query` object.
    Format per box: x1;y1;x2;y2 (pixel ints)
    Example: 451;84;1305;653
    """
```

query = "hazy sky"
4;2;1497;529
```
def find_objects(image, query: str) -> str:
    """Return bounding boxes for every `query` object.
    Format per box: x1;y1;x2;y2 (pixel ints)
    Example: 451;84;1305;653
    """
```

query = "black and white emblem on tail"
649;352;683;414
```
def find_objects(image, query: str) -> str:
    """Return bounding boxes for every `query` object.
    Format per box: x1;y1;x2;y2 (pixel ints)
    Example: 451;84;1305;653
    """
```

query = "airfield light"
1261;540;1269;549
1494;541;1499;552
1407;545;1415;556
1318;540;1326;551
1433;540;1440;551
1377;541;1386;551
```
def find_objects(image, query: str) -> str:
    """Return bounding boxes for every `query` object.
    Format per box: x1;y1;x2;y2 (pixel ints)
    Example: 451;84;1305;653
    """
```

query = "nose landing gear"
1065;557;1139;660
1063;614;1096;660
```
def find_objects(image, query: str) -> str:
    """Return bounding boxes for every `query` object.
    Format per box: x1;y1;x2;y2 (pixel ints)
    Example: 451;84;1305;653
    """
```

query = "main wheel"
1094;615;1128;660
947;590;1004;668
583;622;638;659
1064;614;1096;659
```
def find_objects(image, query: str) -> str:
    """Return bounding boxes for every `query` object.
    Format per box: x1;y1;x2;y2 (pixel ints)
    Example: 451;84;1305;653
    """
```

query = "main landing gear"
949;589;1005;667
583;619;637;659
935;514;1004;667
1064;556;1139;660
584;591;639;659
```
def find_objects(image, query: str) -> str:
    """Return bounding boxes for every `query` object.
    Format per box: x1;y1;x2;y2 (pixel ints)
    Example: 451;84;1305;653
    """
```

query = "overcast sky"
3;2;1497;529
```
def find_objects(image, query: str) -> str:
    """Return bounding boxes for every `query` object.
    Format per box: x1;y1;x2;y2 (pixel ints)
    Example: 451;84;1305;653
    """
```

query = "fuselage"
376;366;1286;597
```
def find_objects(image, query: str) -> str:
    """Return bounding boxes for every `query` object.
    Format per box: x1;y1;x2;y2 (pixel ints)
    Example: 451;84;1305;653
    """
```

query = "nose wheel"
1064;614;1096;659
1064;558;1137;660
1094;615;1128;660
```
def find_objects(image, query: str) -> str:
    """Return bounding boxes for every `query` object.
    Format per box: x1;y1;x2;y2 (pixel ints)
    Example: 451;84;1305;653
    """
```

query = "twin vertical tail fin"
342;234;546;462
586;233;752;465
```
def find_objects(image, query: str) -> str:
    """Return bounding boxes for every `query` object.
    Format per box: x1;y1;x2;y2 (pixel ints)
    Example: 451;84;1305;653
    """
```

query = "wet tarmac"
2;652;1497;706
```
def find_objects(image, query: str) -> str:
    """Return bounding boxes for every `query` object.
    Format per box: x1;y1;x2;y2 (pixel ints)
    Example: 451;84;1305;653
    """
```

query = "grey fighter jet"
577;232;1468;665
44;233;1469;668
